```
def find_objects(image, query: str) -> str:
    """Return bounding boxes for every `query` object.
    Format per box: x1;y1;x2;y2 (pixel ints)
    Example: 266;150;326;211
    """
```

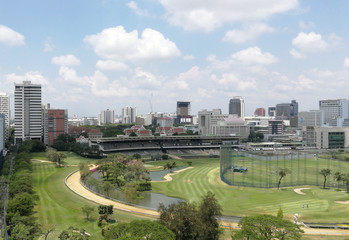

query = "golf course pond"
86;167;187;210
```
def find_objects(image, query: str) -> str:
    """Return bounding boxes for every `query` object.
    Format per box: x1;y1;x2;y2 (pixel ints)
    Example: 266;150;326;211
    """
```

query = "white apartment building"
14;81;42;144
298;110;325;128
319;99;349;126
99;109;115;125
0;93;10;139
122;107;136;124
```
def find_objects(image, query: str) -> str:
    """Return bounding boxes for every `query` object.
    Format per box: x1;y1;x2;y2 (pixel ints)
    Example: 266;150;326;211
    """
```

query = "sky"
1;0;349;117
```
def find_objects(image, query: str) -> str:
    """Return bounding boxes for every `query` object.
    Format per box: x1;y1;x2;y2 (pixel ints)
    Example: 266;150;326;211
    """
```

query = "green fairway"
32;153;155;240
150;158;349;222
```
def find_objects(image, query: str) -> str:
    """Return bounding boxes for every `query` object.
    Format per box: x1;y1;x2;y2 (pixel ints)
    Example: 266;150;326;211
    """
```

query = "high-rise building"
99;109;115;125
268;107;276;117
254;108;265;117
0;114;5;152
122;107;136;124
275;100;298;119
319;99;349;126
229;97;244;118
176;101;192;124
0;93;10;139
14;81;42;144
298;110;324;128
43;109;68;145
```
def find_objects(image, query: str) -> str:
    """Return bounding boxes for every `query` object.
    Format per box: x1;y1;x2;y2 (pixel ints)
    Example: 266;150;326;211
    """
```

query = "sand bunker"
294;188;311;195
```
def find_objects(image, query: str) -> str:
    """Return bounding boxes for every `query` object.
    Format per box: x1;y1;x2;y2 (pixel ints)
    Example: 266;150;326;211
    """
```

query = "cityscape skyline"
1;1;349;116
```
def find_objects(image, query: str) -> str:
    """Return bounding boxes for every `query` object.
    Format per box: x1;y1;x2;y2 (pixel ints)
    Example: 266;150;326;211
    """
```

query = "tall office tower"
229;96;244;118
0;114;5;152
14;81;42;144
99;109;115;125
43;109;68;145
254;108;265;117
0;93;10;139
268;107;276;117
176;101;192;123
275;100;298;120
319;99;349;126
290;100;298;117
122;107;136;124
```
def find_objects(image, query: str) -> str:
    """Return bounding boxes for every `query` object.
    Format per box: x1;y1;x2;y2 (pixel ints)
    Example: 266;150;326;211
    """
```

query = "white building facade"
0;93;10;139
99;109;115;125
319;99;349;126
14;81;42;144
122;107;136;124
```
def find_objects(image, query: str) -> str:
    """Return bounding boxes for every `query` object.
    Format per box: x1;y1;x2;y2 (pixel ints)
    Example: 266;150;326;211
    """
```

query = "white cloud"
299;21;315;30
131;68;162;88
58;66;88;85
52;54;81;66
159;0;298;32
292;32;328;53
232;47;278;65
0;25;25;46
183;55;195;60
84;26;181;61
90;71;130;97
344;58;349;68
291;32;342;59
223;23;274;43
127;1;149;16
215;73;257;90
43;37;54;52
289;48;305;59
96;60;129;71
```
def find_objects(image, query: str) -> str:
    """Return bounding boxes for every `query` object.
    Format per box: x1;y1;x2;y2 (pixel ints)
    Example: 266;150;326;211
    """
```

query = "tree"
320;168;331;189
277;168;291;190
10;223;31;240
81;205;94;220
98;205;113;221
7;192;35;216
159;192;222;240
198;191;222;240
334;171;342;190
129;132;137;137
104;220;175;240
164;162;177;173
102;181;113;197
46;149;67;166
341;173;349;193
232;214;304;240
159;201;201;240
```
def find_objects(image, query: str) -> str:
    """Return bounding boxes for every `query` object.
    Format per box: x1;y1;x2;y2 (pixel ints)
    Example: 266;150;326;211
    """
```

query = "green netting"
220;142;348;188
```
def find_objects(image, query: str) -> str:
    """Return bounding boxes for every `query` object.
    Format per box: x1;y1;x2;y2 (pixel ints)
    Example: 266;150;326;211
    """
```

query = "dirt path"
65;171;349;236
294;188;311;195
152;167;194;182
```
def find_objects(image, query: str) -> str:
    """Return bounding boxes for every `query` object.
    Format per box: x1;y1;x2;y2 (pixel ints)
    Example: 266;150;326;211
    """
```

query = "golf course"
31;152;349;239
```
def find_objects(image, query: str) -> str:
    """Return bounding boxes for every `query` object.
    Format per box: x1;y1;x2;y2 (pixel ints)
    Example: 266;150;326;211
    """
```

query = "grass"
223;155;349;188
31;152;155;240
150;157;349;222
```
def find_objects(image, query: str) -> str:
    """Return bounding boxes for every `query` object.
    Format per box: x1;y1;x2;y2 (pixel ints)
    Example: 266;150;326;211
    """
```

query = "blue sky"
1;0;349;117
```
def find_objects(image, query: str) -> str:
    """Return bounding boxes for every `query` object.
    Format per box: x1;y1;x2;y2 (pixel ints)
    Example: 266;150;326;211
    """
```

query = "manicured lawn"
150;158;349;222
32;153;155;240
223;154;349;188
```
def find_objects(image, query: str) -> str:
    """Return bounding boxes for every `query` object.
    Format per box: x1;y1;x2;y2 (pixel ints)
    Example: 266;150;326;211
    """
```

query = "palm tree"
320;168;331;189
334;171;342;190
277;168;291;190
